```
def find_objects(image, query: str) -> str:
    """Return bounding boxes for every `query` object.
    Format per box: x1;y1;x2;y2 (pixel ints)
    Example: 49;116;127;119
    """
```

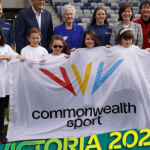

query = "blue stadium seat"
107;14;111;18
105;3;111;7
88;0;95;3
62;2;68;6
88;6;95;11
74;18;82;24
87;23;90;28
74;0;81;3
80;6;88;11
84;2;91;6
132;3;139;7
55;2;61;11
111;6;118;11
119;3;123;7
95;0;102;3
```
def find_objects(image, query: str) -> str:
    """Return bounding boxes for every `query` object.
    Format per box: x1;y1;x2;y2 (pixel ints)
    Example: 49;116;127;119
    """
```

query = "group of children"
0;26;150;144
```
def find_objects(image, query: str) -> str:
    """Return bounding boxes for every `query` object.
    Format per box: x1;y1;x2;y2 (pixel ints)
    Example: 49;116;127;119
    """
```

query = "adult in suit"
15;0;53;54
53;5;84;53
110;3;143;48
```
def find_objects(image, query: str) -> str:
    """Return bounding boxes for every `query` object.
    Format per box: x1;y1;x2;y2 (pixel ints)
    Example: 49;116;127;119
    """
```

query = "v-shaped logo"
39;68;76;96
91;59;124;95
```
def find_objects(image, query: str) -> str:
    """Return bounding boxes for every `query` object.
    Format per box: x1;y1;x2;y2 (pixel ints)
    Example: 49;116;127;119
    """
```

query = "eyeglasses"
53;45;63;48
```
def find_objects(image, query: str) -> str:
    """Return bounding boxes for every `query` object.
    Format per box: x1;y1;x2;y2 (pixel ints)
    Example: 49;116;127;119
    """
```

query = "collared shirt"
32;6;43;30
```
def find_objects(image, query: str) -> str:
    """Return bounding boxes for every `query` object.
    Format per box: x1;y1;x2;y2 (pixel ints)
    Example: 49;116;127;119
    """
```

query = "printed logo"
39;59;124;96
39;67;76;96
63;36;68;41
2;27;9;30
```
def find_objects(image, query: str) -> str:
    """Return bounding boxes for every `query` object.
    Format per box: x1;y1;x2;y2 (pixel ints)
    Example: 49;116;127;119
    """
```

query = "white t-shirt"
0;44;18;97
43;53;67;62
21;45;48;61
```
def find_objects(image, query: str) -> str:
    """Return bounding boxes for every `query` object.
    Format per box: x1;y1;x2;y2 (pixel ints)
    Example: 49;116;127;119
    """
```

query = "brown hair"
139;0;150;12
28;27;41;37
50;35;69;55
0;27;7;46
90;6;109;26
117;27;134;45
81;30;100;48
118;3;133;21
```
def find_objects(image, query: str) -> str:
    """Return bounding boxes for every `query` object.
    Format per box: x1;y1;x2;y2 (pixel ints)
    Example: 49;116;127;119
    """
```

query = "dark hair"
148;30;150;39
118;3;133;21
28;27;41;37
139;0;150;12
81;30;100;48
0;27;7;46
117;27;134;45
90;6;109;26
50;35;69;55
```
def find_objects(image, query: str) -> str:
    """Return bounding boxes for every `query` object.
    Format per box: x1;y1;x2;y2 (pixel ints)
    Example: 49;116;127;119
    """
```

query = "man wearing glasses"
16;0;53;54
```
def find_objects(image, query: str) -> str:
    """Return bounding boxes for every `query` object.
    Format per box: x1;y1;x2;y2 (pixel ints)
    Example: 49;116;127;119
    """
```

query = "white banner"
7;45;150;142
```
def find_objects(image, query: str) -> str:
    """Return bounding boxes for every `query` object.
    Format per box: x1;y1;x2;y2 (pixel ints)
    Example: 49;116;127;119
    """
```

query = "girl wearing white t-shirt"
0;28;26;144
43;35;70;61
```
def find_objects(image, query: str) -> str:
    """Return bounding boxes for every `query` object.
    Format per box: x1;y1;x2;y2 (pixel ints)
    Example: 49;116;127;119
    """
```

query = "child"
21;28;48;62
81;30;100;48
43;35;70;61
106;27;134;49
0;28;26;144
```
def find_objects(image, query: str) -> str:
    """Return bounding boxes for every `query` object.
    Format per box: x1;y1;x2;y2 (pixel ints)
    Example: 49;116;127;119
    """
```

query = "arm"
8;23;15;48
53;27;58;35
136;24;143;49
0;55;11;61
16;55;26;62
110;25;117;46
15;11;26;54
78;26;84;48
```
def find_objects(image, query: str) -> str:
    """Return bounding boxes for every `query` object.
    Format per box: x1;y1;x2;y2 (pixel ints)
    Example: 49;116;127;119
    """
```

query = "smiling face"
95;9;106;25
85;34;95;48
140;4;150;18
50;40;64;56
63;9;74;23
121;38;132;48
28;33;41;47
31;0;45;12
121;7;132;21
0;4;3;18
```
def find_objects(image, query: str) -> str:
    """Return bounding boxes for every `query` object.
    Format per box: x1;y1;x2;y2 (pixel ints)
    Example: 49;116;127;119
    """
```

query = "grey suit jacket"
110;21;143;48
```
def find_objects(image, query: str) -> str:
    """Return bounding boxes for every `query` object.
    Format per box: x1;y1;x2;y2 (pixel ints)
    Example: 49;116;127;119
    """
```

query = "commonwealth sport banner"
7;45;150;142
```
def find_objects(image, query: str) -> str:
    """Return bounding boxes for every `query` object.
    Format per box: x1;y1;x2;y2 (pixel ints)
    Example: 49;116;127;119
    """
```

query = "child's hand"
106;45;111;48
19;55;26;62
148;49;150;53
70;48;76;53
40;59;46;63
4;54;11;61
65;55;70;59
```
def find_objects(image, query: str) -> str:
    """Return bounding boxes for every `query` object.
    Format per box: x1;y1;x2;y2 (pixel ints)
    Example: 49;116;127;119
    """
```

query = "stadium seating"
51;0;144;30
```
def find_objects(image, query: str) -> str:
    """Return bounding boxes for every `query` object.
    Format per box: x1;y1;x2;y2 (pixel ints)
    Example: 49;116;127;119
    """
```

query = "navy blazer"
15;6;53;54
53;23;84;52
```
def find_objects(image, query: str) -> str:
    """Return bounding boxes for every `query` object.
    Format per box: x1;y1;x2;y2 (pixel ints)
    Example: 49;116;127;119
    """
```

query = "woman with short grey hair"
53;4;84;53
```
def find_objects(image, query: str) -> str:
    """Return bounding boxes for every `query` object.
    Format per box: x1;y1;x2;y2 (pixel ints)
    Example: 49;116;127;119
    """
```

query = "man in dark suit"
16;0;53;54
